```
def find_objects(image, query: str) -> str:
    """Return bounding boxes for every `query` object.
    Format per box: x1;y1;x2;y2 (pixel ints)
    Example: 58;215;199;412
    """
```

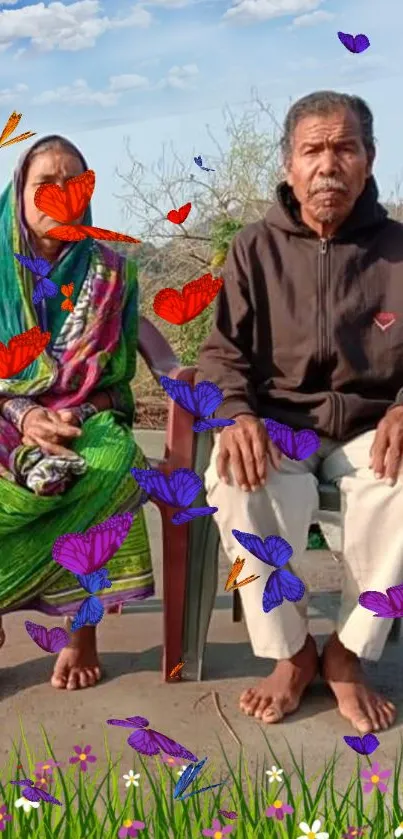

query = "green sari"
0;136;154;616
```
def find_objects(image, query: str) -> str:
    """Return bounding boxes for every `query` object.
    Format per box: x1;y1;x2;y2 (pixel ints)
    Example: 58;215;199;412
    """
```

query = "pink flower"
266;799;294;821
118;819;145;838
160;754;183;767
360;762;391;794
35;759;61;779
0;804;11;832
34;772;49;790
69;745;97;772
342;828;368;838
202;818;234;837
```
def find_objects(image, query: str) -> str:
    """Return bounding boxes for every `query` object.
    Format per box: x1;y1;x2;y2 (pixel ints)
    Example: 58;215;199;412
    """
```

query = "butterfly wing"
0;131;36;148
262;536;293;569
0;111;22;144
52;512;133;574
193;381;224;417
14;254;51;277
264;419;295;458
34;170;95;223
150;729;198;761
343;734;379;755
35;788;62;805
77;226;141;243
194;156;202;167
153;288;185;325
178;780;227;801
25;621;69;654
130;467;176;505
224;558;245;591
159;376;197;415
172;506;217;525
218;810;238;819
293;430;321;460
193;418;236;432
76;569;111;594
169;662;184;679
358;590;396;617
46;225;87;241
106;718;139;728
32;279;58;305
262;569;285;614
231;529;270;564
70;597;104;632
337;31;356;52
385;584;403;616
20;786;41;803
232;575;260;589
127;729;160;756
169;468;203;507
354;33;370;53
173;760;206;799
181;275;224;323
274;569;305;604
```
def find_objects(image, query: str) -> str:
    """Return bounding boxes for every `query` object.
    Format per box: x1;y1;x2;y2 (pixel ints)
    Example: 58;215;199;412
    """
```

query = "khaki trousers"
205;429;403;662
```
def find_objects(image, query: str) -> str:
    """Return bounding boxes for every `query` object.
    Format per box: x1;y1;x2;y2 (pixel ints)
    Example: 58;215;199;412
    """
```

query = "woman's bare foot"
239;634;319;723
321;632;396;732
51;625;102;690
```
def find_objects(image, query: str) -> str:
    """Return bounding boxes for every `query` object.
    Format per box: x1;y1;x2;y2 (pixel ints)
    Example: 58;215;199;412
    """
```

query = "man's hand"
21;407;82;457
370;405;403;485
217;414;281;491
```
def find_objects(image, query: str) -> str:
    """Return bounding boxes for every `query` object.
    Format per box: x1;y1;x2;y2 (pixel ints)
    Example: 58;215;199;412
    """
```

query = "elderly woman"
0;135;154;690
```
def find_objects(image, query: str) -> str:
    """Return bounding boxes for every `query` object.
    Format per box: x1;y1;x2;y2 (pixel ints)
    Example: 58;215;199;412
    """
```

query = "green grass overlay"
1;722;403;838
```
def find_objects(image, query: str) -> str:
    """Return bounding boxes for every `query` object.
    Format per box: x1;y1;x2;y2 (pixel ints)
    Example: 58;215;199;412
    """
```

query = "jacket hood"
265;176;388;238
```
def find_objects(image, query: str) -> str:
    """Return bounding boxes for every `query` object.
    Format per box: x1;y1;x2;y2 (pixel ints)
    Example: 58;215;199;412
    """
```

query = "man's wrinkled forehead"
291;108;363;151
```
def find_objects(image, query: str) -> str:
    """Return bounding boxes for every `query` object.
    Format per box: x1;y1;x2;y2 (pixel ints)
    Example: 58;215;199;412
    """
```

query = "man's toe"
261;702;284;723
239;689;260;715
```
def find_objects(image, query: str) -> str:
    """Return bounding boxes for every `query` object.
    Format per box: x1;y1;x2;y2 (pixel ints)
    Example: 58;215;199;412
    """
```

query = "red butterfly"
153;273;223;325
0;327;50;378
166;202;191;225
168;662;184;680
61;283;74;312
34;169;141;243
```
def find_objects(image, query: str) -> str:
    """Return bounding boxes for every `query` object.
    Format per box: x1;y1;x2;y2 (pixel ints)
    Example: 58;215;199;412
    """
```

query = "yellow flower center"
370;774;379;783
400;823;403;830
123;820;133;828
79;753;87;761
351;832;357;837
213;833;223;839
43;764;50;771
167;758;174;764
0;814;3;821
307;833;315;839
41;777;46;785
273;800;283;808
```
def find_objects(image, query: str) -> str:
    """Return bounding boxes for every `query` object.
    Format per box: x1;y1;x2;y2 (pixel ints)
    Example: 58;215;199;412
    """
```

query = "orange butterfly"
224;557;260;592
0;327;50;378
61;283;74;312
168;661;184;679
34;169;142;244
0;112;36;149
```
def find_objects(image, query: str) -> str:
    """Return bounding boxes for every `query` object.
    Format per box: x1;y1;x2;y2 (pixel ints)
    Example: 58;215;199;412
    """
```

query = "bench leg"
155;501;189;682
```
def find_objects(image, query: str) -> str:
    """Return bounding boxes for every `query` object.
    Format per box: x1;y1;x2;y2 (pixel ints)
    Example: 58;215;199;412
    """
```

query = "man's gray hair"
280;90;375;163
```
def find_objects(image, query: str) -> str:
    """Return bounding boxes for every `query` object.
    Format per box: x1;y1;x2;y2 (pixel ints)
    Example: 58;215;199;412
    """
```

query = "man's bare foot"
239;634;319;723
321;632;396;733
51;625;102;690
0;618;5;649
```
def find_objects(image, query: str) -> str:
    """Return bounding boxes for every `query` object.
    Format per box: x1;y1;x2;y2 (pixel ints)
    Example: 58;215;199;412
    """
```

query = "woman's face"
22;145;85;250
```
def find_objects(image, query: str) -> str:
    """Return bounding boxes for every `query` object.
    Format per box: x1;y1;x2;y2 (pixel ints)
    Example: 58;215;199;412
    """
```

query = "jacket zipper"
318;238;340;437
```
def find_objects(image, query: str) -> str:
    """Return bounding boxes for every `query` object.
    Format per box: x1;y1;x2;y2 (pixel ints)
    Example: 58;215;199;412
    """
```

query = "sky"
0;0;400;237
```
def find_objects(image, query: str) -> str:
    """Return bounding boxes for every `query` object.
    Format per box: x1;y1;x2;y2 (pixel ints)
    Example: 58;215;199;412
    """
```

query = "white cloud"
223;0;324;24
0;82;28;103
142;0;192;5
0;0;152;52
32;78;120;107
292;9;334;25
156;63;199;89
108;74;149;92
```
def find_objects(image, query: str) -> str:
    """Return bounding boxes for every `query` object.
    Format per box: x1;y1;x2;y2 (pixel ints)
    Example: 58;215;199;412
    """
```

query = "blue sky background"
0;0;399;235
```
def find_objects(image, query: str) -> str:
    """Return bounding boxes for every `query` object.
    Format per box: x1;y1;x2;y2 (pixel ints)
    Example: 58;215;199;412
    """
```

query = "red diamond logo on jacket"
373;312;397;331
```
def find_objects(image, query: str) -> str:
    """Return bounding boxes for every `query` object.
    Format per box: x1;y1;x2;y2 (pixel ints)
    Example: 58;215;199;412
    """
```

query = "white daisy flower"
15;797;41;814
122;770;140;788
296;819;329;839
266;765;284;783
177;766;188;777
394;823;403;837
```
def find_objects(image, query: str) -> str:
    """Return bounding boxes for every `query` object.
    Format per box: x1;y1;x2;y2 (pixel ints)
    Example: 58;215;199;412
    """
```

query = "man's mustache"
309;178;349;196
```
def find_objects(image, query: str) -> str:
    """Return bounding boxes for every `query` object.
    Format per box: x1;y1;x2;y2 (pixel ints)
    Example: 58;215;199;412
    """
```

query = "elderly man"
197;90;403;734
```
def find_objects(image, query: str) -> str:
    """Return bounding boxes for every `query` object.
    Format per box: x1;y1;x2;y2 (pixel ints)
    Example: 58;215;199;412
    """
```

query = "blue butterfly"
14;253;58;304
343;734;379;755
194;155;215;173
173;757;228;801
231;531;305;613
159;377;235;433
130;467;217;525
70;569;111;632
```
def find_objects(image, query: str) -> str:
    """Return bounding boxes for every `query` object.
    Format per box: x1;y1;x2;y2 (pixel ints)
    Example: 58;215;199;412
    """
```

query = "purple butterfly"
106;715;198;761
218;809;238;820
337;32;370;54
358;584;403;618
130;467;217;525
264;419;320;461
343;734;379;755
10;779;62;805
25;621;70;654
159;377;235;433
52;512;134;575
231;531;305;613
14;254;58;304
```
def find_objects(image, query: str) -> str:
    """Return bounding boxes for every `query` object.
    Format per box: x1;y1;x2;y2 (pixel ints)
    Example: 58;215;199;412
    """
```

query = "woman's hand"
21;407;82;457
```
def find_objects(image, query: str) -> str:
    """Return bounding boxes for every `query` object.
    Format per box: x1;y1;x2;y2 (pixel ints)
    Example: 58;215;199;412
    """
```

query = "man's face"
285;108;374;235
